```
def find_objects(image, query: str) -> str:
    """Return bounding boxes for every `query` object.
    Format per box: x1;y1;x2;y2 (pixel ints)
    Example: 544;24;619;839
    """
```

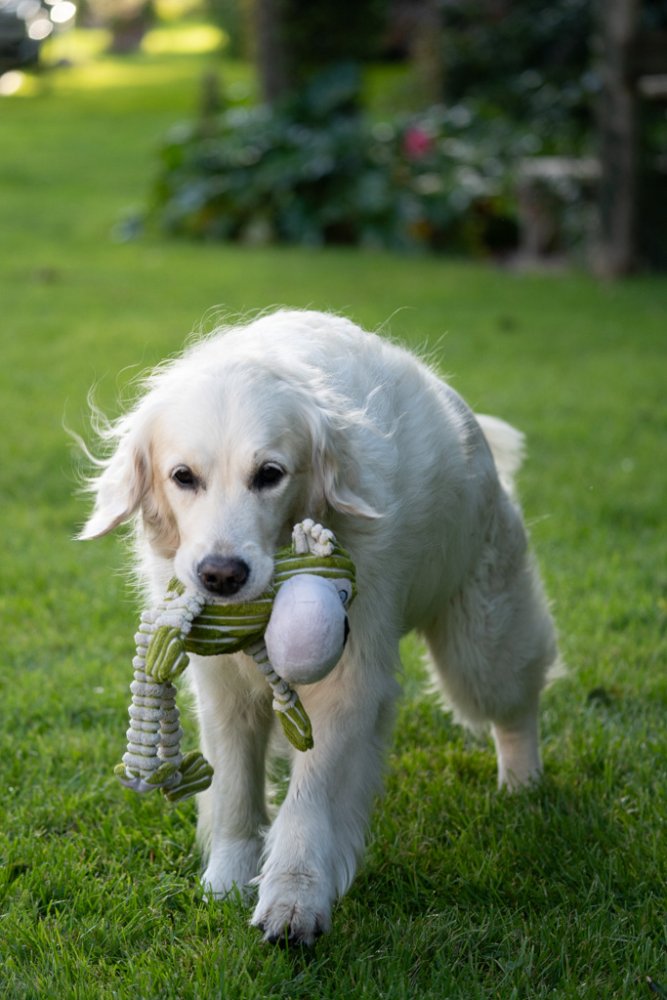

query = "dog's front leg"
251;650;398;944
188;653;274;898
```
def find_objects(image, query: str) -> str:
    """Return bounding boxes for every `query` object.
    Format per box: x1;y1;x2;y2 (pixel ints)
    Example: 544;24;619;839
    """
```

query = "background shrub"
151;64;534;254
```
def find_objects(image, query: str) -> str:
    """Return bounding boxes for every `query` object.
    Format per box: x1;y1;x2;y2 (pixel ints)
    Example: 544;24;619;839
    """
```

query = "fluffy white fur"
80;309;558;944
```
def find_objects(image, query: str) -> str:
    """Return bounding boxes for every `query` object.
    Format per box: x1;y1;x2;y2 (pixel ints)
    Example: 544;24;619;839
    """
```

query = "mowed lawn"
0;38;666;1000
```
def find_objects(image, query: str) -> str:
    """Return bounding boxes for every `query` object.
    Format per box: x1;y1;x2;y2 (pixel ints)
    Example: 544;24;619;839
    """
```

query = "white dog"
80;309;558;944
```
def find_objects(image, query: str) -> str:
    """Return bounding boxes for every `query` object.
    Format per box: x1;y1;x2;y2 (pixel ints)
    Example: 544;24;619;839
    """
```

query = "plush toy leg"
115;617;213;800
115;665;214;799
163;749;214;803
114;665;183;793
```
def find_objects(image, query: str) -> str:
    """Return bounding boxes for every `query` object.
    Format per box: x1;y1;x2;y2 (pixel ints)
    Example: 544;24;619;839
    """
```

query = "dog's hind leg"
491;713;542;790
425;610;548;791
423;506;557;791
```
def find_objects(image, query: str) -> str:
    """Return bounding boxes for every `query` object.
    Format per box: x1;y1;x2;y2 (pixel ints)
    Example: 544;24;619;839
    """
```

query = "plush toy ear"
78;438;149;540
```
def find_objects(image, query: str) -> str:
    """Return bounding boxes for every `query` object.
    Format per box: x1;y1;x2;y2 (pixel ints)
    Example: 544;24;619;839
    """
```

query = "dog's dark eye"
171;466;199;490
251;463;286;491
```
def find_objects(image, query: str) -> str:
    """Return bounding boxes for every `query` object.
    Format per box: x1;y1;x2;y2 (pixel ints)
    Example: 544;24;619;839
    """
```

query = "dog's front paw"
250;871;333;946
201;837;263;900
292;519;335;558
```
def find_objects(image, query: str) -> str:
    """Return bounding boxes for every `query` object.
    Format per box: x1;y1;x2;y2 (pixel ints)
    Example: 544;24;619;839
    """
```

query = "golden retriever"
80;309;558;944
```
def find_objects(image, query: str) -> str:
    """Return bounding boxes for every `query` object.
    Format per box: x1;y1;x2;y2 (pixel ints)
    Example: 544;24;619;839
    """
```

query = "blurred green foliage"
440;0;595;144
146;0;666;260
151;64;534;253
148;1;600;254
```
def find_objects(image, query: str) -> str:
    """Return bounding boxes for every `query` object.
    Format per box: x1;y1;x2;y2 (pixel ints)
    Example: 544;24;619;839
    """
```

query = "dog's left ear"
308;410;380;521
316;449;380;520
78;435;149;540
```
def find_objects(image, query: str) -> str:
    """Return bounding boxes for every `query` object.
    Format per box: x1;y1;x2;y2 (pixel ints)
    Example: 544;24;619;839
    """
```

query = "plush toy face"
264;574;352;685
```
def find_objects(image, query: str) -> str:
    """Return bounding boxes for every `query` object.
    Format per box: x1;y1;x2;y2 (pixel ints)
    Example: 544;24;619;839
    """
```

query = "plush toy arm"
247;639;313;752
145;589;207;682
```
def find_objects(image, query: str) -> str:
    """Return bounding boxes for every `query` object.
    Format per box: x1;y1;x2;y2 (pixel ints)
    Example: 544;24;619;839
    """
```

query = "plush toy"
114;521;356;802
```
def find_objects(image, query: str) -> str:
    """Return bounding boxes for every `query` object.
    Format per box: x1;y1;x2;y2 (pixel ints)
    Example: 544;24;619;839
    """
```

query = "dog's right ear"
78;436;149;540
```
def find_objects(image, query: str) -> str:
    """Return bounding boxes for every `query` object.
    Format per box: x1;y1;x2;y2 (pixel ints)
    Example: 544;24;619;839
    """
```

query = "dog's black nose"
197;556;250;597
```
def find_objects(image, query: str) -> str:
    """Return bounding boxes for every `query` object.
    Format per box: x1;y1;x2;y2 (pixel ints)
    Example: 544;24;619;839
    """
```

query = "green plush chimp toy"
114;521;356;802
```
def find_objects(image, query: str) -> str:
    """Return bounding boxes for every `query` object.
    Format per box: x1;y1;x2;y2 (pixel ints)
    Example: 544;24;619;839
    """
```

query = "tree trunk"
253;0;289;104
596;0;640;276
410;0;445;105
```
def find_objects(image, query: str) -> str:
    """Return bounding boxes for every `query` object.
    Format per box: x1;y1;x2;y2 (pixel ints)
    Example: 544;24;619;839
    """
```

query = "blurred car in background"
0;0;76;72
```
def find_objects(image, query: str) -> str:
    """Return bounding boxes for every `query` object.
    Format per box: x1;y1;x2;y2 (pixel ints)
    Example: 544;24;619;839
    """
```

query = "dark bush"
150;65;532;255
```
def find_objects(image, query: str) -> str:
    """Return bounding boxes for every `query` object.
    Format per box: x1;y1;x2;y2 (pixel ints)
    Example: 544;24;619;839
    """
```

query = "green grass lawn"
1;36;666;1000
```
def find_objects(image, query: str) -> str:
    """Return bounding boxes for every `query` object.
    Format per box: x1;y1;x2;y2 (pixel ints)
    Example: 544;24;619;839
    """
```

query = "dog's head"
79;344;377;601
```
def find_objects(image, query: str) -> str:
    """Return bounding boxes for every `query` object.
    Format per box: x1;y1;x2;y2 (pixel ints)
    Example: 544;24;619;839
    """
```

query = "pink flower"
403;126;433;160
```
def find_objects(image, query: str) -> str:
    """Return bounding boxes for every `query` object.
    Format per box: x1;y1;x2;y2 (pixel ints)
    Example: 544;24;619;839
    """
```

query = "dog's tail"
476;414;525;487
